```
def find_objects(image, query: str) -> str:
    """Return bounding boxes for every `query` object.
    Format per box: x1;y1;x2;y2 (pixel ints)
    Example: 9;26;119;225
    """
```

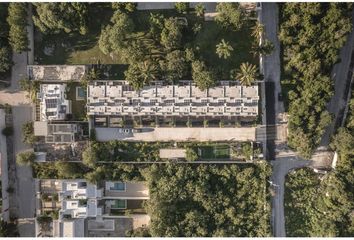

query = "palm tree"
195;3;205;17
251;22;264;42
139;60;158;83
216;39;234;59
235;62;258;86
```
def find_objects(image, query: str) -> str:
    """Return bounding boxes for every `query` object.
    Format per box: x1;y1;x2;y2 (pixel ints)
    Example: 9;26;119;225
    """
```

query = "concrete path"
95;127;256;142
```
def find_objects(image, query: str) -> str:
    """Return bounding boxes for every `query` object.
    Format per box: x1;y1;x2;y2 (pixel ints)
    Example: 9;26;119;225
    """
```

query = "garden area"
65;82;87;121
33;3;260;88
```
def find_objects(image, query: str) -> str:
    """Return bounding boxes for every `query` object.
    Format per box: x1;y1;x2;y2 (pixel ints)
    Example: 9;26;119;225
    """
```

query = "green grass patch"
198;145;230;159
66;82;87;121
192;21;257;79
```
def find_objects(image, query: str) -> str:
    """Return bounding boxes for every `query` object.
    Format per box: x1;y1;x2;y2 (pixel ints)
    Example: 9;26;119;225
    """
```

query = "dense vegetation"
143;163;272;237
7;3;28;53
33;3;89;35
279;3;353;158
0;3;12;78
284;89;354;236
81;141;172;167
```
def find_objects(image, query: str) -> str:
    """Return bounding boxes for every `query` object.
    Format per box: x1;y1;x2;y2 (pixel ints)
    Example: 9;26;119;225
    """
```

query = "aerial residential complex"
36;179;150;237
2;1;351;238
87;81;259;117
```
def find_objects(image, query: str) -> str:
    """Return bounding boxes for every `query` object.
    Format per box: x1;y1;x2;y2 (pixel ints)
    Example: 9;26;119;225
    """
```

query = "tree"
215;3;244;31
33;3;89;35
192;60;215;90
185;147;198;161
194;3;205;17
80;68;102;87
175;2;188;14
0;220;19;237
216;39;233;59
16;150;36;166
7;3;28;53
82;144;97;168
161;50;188;82
233;62;258;86
251;22;264;42
160;17;182;50
22;121;38;144
252;39;274;56
149;13;164;39
2;126;13;136
112;2;137;13
125;60;159;90
98;11;134;54
0;46;12;73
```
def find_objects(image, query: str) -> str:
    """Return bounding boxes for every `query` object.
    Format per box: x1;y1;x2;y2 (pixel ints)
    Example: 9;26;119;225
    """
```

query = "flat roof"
28;65;86;81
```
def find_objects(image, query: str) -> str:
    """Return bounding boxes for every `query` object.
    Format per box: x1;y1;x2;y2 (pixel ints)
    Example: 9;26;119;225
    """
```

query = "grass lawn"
192;21;257;79
198;145;230;159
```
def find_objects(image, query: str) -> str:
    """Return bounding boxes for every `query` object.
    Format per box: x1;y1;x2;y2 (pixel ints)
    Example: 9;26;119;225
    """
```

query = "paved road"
0;109;10;221
271;155;310;237
95;127;256;142
13;106;35;236
320;10;354;146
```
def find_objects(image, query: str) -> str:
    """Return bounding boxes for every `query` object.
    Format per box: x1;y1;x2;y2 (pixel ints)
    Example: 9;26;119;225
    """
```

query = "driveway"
95;127;256;142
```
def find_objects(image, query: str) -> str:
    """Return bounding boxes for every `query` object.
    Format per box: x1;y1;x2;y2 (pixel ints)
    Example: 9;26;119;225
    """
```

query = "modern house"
34;122;81;143
27;65;87;82
87;80;259;118
35;179;150;237
37;84;71;121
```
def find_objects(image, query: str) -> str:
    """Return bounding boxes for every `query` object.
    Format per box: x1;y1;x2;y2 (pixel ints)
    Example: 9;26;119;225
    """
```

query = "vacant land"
34;4;256;80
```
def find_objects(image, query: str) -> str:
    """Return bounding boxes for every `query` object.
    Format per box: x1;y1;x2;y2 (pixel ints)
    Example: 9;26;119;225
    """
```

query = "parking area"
95;127;256;142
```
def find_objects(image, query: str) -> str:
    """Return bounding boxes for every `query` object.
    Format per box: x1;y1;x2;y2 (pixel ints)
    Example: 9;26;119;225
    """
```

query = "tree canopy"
160;17;183;50
7;3;28;53
98;11;135;54
143;163;272;237
191;60;216;90
33;3;89;35
279;3;353;158
215;3;244;31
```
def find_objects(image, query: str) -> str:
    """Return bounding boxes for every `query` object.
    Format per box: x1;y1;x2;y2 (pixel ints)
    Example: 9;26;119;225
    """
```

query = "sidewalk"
0;109;10;222
96;127;257;142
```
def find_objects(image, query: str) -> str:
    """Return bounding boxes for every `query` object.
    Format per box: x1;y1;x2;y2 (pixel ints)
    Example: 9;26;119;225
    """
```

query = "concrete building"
34;121;81;143
35;179;150;237
38;84;71;121
28;65;87;82
87;81;259;118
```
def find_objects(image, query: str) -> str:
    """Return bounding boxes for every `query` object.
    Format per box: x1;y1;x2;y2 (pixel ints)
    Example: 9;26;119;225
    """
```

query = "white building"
38;84;72;121
34;121;80;143
36;179;150;237
87;81;259;117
